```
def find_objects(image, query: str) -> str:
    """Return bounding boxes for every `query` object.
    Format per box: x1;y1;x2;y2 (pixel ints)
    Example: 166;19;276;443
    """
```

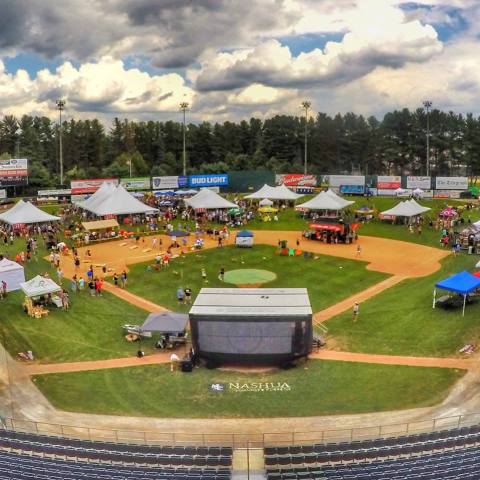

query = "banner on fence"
377;175;401;189
339;185;364;194
151;176;188;190
406;176;431;189
0;189;6;199
435;177;468;190
120;177;151;191
70;178;119;194
37;189;71;196
275;173;317;187
0;158;28;187
328;175;365;187
377;188;398;197
188;174;228;188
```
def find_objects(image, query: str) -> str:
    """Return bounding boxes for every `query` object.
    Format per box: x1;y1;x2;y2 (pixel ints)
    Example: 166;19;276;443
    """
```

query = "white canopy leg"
463;294;467;317
432;289;437;309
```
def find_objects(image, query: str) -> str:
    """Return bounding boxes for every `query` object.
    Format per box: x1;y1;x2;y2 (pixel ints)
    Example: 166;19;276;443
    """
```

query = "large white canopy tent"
259;198;274;206
245;184;303;201
78;182;116;210
0;258;25;292
324;189;355;209
296;191;354;211
185;188;237;210
81;185;157;216
0;200;60;225
244;184;278;200
20;275;62;298
381;200;431;217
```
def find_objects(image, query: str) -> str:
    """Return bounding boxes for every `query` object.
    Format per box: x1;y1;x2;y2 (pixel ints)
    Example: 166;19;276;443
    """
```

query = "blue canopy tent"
235;229;253;247
433;271;480;316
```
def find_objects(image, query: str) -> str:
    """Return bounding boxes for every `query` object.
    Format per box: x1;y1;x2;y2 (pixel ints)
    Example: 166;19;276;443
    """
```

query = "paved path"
313;275;406;324
102;283;169;312
20;348;474;377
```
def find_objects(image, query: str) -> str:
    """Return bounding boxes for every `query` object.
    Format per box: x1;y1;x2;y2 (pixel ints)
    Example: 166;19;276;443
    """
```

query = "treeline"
1;108;480;189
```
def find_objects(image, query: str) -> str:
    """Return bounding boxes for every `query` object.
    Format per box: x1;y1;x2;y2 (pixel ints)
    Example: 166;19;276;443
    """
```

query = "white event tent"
381;200;431;218
0;200;60;225
296;191;354;211
81;185;157;216
78;182;116;210
20;275;62;298
324;189;355;208
244;184;278;199
185;188;237;210
259;198;274;206
273;184;304;200
0;258;25;291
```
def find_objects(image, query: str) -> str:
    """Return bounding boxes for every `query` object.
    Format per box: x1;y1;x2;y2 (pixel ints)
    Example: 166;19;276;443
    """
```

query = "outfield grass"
33;360;463;418
125;245;388;313
326;254;480;357
0;237;156;363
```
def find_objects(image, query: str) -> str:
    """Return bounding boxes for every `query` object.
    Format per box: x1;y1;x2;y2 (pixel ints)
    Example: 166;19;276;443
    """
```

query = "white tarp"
83;185;157;216
185;188;237;210
381;200;431;217
259;198;273;206
20;275;61;297
296;191;353;211
0;258;25;291
0;200;60;225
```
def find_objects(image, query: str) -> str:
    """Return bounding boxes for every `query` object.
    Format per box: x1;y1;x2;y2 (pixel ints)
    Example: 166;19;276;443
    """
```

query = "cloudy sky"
0;0;478;123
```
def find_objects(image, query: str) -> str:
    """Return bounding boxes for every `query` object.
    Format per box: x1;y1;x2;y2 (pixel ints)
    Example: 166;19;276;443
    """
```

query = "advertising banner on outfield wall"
377;175;401;189
0;189;6;199
434;190;461;199
151;176;188;190
339;185;364;194
435;177;468;190
328;175;365;187
377;188;399;196
188;174;228;187
71;178;119;194
0;158;28;187
406;176;431;189
37;189;71;196
275;173;317;187
120;177;151;191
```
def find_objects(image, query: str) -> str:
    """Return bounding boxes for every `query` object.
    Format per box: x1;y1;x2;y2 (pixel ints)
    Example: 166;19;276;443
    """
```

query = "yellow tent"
258;206;279;214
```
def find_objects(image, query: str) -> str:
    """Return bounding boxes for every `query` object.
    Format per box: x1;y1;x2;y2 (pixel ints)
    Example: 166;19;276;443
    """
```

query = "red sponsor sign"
277;174;317;187
377;176;401;189
71;178;119;194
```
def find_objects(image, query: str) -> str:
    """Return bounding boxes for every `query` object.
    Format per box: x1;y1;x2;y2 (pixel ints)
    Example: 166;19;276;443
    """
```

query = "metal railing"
3;412;480;448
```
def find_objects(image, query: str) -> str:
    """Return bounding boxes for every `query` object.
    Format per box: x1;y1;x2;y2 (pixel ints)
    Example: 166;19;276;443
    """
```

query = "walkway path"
313;276;406;324
102;283;169;312
20;348;474;377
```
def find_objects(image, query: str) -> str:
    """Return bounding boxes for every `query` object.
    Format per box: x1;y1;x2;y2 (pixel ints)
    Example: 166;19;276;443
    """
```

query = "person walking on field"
120;270;127;288
352;302;359;322
356;244;362;258
201;268;207;282
219;267;225;282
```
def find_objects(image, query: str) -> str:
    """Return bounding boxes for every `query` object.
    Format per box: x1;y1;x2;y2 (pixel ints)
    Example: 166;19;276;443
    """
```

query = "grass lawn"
0;237;156;363
126;245;388;313
326;254;480;357
33;360;463;418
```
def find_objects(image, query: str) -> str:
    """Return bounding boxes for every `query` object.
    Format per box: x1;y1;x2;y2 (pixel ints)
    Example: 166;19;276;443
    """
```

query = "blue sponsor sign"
188;174;229;187
178;176;188;188
339;185;365;194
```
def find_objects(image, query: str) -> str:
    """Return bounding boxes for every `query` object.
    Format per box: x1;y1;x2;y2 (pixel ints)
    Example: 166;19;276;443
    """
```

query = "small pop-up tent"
20;275;62;298
433;271;480;316
235;230;254;247
141;312;189;334
0;258;25;291
259;198;273;206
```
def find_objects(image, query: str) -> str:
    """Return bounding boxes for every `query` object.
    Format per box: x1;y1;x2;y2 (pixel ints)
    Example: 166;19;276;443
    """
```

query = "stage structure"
189;288;312;366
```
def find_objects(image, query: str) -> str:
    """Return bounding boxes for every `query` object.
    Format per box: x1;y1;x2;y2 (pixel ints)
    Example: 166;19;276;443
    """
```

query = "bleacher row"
265;424;480;480
0;428;232;479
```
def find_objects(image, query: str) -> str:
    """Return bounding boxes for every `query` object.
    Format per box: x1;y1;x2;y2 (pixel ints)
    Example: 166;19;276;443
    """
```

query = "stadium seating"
264;424;480;480
0;428;232;479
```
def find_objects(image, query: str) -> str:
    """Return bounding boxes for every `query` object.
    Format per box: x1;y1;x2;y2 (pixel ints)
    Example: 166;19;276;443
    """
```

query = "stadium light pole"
301;101;311;175
15;128;22;158
56;99;66;186
180;101;189;176
423;100;432;176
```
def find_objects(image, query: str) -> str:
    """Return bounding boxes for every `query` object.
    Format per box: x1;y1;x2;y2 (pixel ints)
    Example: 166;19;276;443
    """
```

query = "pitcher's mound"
222;269;276;286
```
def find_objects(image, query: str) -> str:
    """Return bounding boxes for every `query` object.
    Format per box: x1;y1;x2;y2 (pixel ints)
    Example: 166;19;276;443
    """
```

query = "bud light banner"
275;173;317;187
188;174;229;187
